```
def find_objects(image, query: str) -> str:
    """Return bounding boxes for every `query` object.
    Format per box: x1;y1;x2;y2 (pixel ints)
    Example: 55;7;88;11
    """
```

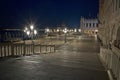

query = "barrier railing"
0;43;55;58
100;46;120;80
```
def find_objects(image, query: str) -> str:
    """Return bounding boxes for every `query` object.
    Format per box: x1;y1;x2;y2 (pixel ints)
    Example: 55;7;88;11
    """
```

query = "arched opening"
116;27;120;40
114;27;120;49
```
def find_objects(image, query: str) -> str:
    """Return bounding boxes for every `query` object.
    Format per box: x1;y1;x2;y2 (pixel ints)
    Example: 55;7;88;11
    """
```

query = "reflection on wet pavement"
0;37;109;80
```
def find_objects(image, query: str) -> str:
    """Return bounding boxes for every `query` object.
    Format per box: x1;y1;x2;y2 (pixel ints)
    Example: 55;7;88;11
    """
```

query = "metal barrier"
100;46;120;80
0;43;55;58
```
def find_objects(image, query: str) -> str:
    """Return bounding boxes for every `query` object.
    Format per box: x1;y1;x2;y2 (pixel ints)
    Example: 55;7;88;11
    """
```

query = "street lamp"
45;28;50;33
34;30;37;35
24;27;28;32
45;28;50;36
74;28;77;32
79;29;81;32
30;25;34;30
45;28;52;44
57;29;59;32
24;25;37;44
26;30;30;36
63;28;68;43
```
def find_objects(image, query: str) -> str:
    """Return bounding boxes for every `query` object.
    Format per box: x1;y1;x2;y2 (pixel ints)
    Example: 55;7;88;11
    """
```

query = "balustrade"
0;43;55;58
100;46;120;80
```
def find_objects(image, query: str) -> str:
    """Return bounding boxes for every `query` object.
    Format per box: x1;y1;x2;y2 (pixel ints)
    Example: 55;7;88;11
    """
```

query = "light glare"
30;25;34;30
34;30;37;35
27;31;30;35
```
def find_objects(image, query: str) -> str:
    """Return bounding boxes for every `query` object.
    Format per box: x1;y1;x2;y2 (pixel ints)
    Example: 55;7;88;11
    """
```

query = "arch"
110;24;115;41
116;26;120;40
114;26;120;48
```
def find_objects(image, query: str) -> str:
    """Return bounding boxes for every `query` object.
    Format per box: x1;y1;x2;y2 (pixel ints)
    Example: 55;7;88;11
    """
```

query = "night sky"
0;0;99;29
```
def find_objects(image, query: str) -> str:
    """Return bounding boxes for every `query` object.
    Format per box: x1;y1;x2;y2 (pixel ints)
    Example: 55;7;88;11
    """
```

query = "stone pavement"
0;37;109;80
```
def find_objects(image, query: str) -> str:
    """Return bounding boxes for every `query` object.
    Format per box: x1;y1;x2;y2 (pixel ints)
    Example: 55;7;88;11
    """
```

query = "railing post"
19;44;21;55
40;44;41;53
11;43;14;57
33;44;34;54
1;46;3;57
22;44;24;55
46;45;47;53
8;45;10;56
23;43;26;56
15;45;17;56
27;45;28;55
30;45;31;55
20;44;22;55
28;45;29;55
19;44;20;55
118;58;120;80
4;45;6;57
54;45;55;52
7;45;9;56
0;45;1;57
17;44;18;56
50;45;51;53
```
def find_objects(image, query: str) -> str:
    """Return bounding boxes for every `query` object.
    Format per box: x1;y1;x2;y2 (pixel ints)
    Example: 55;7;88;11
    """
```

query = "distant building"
80;17;98;36
0;28;39;42
0;29;24;42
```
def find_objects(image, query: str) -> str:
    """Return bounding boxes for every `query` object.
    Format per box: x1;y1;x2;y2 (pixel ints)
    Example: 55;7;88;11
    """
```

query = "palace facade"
98;0;120;48
99;0;120;80
80;17;98;36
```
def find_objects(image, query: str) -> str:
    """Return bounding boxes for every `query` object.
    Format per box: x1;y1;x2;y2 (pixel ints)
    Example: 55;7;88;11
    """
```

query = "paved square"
0;37;109;80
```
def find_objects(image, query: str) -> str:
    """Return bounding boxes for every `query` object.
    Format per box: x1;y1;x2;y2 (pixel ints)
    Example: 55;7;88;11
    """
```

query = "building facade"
98;0;120;48
0;29;24;42
80;17;98;36
0;28;40;42
99;0;120;80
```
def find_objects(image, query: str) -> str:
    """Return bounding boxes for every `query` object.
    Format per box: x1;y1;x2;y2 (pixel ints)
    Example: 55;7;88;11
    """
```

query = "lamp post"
74;28;77;33
63;28;68;43
23;25;37;54
45;28;51;44
24;25;37;44
45;28;50;36
57;29;60;40
78;29;81;33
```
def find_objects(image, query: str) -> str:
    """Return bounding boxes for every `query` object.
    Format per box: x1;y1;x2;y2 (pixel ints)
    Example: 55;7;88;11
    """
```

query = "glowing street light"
74;29;77;32
26;30;30;35
30;25;34;30
24;24;37;43
46;28;50;33
57;29;60;32
23;24;37;54
45;28;50;37
78;29;81;32
63;28;67;33
63;28;68;43
24;27;28;32
34;30;37;35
